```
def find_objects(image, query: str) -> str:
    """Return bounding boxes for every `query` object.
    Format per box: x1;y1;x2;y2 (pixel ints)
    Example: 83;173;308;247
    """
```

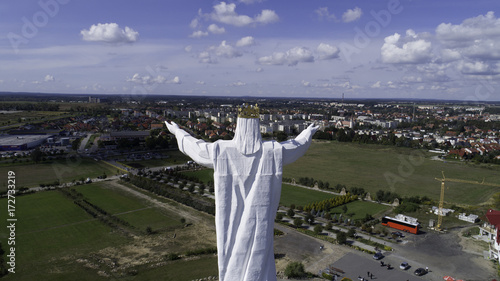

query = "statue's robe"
172;118;315;281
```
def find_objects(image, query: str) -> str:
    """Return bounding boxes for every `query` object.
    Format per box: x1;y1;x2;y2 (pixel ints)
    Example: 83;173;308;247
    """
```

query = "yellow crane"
434;171;500;231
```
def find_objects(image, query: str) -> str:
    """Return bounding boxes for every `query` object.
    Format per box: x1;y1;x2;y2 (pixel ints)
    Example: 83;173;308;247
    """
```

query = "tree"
287;208;295;218
305;213;315;225
276;131;288;142
347;228;356;238
314;224;323;235
293;217;303;228
337;231;347;244
31;147;43;163
284;262;306;278
275;212;284;222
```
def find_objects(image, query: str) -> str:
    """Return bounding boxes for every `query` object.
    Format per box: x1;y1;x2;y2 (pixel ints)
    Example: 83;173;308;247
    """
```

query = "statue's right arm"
165;121;213;168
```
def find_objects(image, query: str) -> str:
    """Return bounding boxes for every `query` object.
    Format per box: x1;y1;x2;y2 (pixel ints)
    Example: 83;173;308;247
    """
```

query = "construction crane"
434;171;500;231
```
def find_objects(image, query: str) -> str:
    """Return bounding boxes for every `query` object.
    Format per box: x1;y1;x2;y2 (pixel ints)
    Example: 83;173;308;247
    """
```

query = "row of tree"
303;194;358;213
127;175;215;215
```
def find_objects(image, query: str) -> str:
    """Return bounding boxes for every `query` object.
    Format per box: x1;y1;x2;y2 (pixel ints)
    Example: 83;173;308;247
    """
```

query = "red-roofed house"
479;209;500;262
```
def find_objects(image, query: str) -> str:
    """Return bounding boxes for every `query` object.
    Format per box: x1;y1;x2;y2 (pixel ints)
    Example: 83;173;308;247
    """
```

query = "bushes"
284;262;306;278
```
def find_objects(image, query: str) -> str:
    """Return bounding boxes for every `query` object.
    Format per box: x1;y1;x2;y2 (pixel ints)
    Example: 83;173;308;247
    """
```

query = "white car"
400;262;409;270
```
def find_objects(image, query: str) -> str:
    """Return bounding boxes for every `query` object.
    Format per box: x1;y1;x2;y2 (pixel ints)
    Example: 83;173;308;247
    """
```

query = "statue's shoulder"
263;140;282;150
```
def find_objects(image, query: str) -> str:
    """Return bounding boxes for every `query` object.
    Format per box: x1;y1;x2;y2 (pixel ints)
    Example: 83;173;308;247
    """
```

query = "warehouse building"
0;135;48;151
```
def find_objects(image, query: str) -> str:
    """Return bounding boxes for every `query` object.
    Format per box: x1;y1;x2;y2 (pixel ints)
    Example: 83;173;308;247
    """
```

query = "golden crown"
238;103;260;118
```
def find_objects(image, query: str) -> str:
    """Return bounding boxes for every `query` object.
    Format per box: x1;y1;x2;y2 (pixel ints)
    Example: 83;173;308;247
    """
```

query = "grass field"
0;190;129;280
280;184;335;207
75;182;184;231
284;141;500;205
0;181;218;280
0;110;67;126
0;158;117;191
181;169;214;183
329;200;392;221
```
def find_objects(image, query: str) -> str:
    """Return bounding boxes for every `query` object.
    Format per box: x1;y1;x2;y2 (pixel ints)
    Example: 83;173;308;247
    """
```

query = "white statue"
165;104;318;281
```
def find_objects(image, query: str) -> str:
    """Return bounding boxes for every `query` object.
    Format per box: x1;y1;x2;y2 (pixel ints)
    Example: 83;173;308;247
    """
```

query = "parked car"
400;262;409;270
392;231;404;238
373;252;383;260
414;268;427;276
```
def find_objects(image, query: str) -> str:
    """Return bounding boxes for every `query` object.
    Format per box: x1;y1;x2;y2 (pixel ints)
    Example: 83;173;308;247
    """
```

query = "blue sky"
1;0;499;101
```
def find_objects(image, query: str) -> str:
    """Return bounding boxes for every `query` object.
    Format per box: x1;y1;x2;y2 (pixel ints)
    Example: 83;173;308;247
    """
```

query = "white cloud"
255;10;279;24
381;30;433;64
371;81;381;88
440;48;462;62
207;24;226;34
211;41;242;59
316;43;340;60
258;47;314;66
315;7;336;21
170;76;181;84
342;7;362;23
196;81;206;85
436;11;500;46
44;75;55;82
190;30;208;38
236;36;255;47
301;80;311;87
198;51;217;64
457;61;499;75
231;81;246;86
81;23;138;43
127;73;179;84
210;2;278;27
255;67;263;72
184;45;193;52
190;18;200;29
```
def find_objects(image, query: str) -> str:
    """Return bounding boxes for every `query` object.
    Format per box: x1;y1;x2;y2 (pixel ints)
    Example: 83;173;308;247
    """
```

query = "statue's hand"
165;121;180;134
308;122;320;134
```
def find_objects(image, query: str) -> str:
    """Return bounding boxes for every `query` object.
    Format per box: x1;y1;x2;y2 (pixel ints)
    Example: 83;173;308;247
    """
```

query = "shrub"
284;262;306;278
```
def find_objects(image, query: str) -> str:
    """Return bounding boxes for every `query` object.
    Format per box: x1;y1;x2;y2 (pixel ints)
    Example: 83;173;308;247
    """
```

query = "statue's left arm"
281;123;319;166
165;121;213;168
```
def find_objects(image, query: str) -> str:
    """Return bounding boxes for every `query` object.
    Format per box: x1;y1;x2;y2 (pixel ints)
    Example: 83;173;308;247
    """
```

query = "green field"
329;200;392;221
75;182;184;230
284;141;500;205
0;158;117;192
279;184;334;207
0;190;128;280
0;181;218;280
181;169;214;183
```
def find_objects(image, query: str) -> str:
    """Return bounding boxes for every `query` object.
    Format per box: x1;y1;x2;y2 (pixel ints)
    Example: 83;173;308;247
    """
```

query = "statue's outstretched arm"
281;123;319;166
165;121;213;168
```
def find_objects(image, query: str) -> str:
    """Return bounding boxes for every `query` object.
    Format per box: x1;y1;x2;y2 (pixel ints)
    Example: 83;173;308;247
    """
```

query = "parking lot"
275;225;497;281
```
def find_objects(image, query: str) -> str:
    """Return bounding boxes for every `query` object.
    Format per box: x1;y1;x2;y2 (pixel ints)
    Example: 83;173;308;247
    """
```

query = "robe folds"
171;118;316;281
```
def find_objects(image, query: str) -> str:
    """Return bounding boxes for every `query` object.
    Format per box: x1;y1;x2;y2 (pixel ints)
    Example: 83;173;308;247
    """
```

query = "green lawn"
181;169;214;183
284;141;500;205
75;182;184;230
0;182;217;280
0;158;117;191
0;191;128;279
329;200;392;221
280;184;335;207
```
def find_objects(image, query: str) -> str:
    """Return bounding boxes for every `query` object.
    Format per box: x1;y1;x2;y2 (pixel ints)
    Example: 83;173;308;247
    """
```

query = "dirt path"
105;179;214;228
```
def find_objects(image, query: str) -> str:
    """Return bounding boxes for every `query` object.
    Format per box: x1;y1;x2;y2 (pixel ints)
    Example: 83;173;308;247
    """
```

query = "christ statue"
165;104;318;281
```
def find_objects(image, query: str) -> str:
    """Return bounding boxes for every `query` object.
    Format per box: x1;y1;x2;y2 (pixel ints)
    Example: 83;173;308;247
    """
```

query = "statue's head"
234;103;262;155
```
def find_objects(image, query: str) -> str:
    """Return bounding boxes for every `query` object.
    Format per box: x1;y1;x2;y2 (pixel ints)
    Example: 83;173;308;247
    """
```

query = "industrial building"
0;135;48;151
